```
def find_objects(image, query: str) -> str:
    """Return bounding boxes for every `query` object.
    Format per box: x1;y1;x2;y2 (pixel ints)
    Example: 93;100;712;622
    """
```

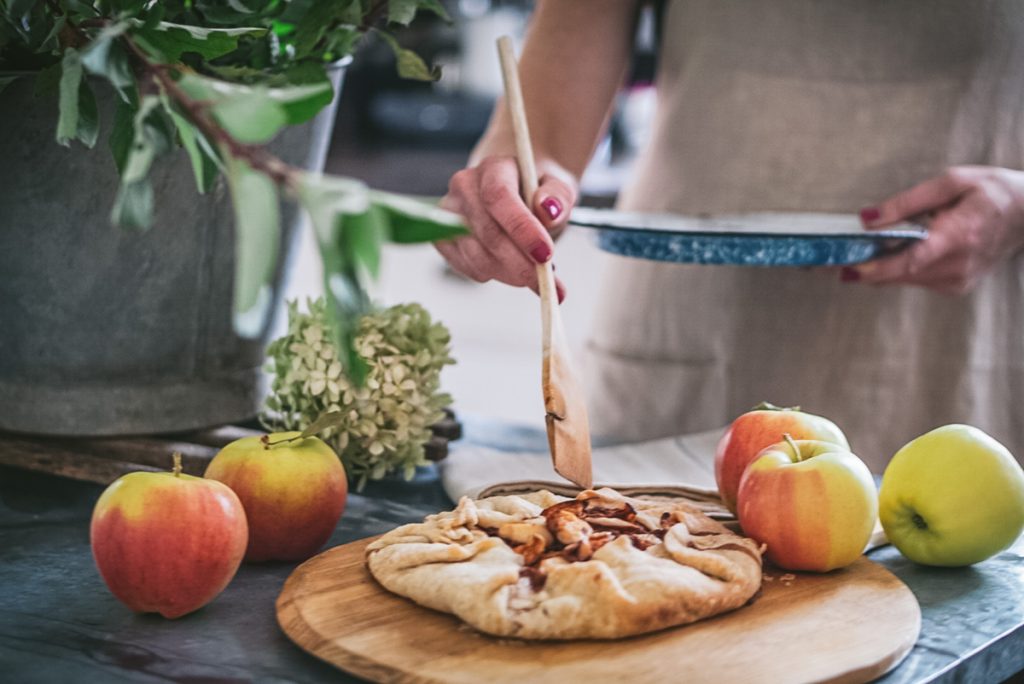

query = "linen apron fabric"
585;1;1024;471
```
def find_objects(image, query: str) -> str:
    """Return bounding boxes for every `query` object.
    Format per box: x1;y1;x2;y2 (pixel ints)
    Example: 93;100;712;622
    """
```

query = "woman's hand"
436;156;578;301
844;166;1024;295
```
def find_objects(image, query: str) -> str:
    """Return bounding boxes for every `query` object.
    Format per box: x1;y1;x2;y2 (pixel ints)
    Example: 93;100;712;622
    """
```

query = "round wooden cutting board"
277;537;921;684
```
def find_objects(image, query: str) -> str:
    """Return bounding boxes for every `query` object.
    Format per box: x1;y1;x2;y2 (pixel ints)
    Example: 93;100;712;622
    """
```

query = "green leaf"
341;205;384;279
110;178;154;231
81;25;135;98
109;96;172;230
5;0;37;21
387;0;419;26
134;21;266;62
291;0;361;58
389;0;449;25
36;16;65;53
163;96;219;194
76;78;99;148
376;30;440;82
295;173;375;381
322;26;359;61
323;270;367;384
296;173;371;245
0;74;18;94
178;73;332;143
224;154;280;338
299;410;347;439
62;0;98;17
121;96;167;184
109;98;135;175
140;4;166;32
192;0;266;25
214;91;288;144
418;0;451;21
56;49;83;147
369;191;468;243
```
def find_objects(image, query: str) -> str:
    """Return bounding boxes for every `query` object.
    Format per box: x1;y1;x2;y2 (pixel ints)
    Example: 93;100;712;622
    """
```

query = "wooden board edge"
276;541;448;684
819;602;922;684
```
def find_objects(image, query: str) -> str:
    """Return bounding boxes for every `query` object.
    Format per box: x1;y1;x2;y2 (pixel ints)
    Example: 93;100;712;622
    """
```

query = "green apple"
879;424;1024;567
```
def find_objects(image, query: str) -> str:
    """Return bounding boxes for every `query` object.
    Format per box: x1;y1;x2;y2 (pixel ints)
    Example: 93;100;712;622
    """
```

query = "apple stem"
262;433;301;449
783;433;802;463
172;452;182;477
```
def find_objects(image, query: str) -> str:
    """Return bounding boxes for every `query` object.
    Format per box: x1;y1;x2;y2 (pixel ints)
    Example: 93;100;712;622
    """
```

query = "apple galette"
365;488;762;639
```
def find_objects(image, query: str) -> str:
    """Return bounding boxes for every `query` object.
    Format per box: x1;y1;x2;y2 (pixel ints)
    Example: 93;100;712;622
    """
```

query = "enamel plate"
570;208;928;267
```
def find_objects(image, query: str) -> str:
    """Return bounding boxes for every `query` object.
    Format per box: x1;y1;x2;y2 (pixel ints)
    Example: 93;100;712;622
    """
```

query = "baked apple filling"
483;492;762;592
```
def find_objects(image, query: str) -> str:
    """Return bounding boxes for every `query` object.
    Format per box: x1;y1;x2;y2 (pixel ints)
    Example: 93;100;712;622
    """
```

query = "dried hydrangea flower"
262;298;454;489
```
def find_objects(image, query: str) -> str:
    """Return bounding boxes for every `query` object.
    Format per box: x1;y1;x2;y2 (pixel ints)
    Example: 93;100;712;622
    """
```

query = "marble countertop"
1;418;1022;683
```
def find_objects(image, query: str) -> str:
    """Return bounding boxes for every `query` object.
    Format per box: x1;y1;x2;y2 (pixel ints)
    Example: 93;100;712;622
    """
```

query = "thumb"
533;173;577;236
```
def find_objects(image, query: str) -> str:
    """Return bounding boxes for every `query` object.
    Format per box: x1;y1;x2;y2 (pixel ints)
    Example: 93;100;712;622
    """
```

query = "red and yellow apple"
737;437;877;572
715;403;849;514
879;424;1024;567
90;455;248;618
204;432;347;562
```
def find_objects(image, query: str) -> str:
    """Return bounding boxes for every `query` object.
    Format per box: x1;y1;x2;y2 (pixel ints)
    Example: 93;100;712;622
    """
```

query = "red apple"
204;432;347;562
90;455;248;618
737;437;877;572
715;403;849;513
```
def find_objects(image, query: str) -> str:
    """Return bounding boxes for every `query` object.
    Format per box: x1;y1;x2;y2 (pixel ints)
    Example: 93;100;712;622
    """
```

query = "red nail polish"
541;197;562;221
556;282;566;304
859;207;880;223
840;267;861;282
530;244;552;263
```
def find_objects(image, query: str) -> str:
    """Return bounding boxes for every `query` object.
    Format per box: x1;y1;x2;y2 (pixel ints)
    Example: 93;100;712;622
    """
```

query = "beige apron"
586;0;1024;470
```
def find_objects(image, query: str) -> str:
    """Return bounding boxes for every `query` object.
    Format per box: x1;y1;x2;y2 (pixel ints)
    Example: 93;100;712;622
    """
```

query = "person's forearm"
470;0;641;180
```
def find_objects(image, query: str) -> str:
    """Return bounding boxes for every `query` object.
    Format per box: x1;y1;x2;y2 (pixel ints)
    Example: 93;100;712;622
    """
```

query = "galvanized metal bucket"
0;70;343;436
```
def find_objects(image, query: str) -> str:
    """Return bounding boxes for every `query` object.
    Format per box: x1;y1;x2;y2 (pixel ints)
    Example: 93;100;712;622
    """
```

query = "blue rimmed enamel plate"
570;208;928;267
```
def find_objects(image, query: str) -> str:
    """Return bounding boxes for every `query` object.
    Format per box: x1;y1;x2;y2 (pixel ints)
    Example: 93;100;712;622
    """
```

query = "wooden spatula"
496;36;593;489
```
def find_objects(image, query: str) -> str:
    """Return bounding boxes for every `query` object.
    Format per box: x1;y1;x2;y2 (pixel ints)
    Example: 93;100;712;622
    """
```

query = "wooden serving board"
277;537;921;684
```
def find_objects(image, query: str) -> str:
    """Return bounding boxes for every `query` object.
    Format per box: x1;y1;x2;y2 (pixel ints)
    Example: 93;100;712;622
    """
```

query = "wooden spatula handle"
496;36;558;348
497;36;538;203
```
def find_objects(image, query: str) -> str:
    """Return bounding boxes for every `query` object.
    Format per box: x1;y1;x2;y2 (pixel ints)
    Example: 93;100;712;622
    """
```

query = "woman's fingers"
461;202;540;283
860;167;981;227
438;155;580;302
478;158;556;263
534;171;578;238
852;224;955;284
847;188;990;290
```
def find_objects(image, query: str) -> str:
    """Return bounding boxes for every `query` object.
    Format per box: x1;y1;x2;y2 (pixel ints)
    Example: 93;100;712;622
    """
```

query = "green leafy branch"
0;0;465;377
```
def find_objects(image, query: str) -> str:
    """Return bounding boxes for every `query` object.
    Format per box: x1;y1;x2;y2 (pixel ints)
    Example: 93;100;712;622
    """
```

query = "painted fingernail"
530;243;552;263
556;282;566;304
840;267;861;282
859;207;880;223
541;197;563;221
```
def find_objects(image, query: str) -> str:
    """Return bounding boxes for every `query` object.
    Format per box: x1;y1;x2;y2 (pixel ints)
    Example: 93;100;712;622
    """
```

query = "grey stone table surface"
1;416;1022;684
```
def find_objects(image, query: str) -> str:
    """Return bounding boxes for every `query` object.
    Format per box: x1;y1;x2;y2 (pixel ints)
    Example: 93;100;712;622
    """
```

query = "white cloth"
440;427;723;502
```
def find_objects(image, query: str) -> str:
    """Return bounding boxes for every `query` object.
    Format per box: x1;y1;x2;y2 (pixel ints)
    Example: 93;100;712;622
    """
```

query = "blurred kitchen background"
281;1;660;426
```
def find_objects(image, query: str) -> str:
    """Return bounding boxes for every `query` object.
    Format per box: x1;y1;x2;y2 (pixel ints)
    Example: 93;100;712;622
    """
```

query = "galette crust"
365;488;762;640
